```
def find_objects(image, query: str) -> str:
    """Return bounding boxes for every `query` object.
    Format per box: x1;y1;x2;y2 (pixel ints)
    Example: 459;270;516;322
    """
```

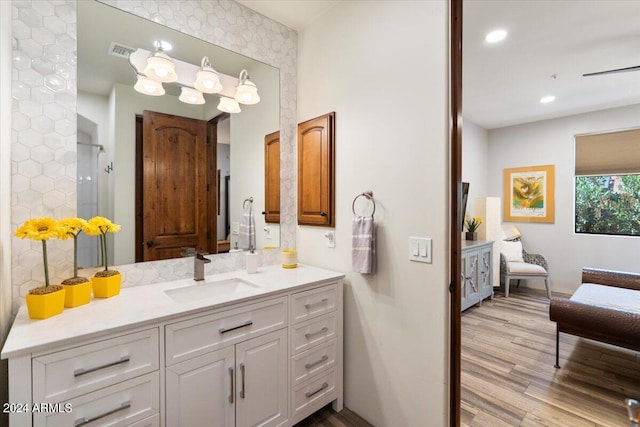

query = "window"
575;128;640;236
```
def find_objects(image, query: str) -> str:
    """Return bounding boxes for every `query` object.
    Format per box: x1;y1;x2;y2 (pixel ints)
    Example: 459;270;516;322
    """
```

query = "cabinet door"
297;112;335;227
264;131;280;224
462;251;480;310
235;329;288;427
478;247;493;300
166;346;235;427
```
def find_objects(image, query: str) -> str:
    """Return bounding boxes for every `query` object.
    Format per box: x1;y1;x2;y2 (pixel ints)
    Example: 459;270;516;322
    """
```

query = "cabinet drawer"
166;296;287;365
291;313;336;355
33;329;159;403
291;339;336;386
33;372;159;427
128;414;160;427
292;368;337;423
291;284;337;324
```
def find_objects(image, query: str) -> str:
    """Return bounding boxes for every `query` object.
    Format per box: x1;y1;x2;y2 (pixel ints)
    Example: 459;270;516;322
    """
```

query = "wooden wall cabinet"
264;131;281;224
297;112;335;227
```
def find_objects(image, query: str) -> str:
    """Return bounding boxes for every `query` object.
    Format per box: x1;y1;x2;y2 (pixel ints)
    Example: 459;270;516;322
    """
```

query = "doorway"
135;110;216;262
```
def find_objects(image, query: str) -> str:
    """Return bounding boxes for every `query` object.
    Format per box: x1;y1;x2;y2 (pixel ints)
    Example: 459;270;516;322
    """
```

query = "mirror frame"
10;0;297;310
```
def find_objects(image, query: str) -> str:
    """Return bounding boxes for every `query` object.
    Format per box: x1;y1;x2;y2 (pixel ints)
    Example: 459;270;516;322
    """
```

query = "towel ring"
352;191;375;217
243;197;253;209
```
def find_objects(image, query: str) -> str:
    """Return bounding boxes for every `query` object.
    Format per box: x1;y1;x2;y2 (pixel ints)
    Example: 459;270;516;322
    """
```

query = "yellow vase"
92;272;122;298
25;287;66;320
62;280;92;308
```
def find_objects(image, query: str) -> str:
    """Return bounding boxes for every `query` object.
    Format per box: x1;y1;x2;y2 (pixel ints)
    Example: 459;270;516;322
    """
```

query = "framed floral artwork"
503;165;555;223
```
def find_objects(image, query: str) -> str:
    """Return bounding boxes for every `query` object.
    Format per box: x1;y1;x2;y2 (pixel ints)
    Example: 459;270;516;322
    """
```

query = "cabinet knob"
146;240;155;248
320;212;327;217
261;211;266;215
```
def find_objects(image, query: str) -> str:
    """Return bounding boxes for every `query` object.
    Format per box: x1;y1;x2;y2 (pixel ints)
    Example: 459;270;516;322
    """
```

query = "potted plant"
465;215;483;241
58;217;92;307
85;216;122;298
14;217;66;319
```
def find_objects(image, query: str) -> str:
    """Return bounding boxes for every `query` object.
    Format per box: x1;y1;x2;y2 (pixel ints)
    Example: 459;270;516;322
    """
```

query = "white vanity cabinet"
164;297;288;427
29;328;161;427
3;266;344;427
461;240;494;311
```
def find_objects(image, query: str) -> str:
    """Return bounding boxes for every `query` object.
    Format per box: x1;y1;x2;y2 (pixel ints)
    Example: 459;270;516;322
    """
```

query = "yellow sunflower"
57;217;89;239
86;216;121;235
14;217;62;241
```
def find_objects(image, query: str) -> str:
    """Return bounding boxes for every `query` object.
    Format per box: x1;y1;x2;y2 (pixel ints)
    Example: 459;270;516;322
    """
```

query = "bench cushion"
572;283;640;315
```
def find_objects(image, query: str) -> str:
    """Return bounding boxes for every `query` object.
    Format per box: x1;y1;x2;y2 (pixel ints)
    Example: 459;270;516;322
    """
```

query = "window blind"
575;128;640;175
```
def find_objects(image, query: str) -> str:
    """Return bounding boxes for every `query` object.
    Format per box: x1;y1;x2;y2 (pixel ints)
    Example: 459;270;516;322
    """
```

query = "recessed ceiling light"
485;29;507;43
540;95;556;104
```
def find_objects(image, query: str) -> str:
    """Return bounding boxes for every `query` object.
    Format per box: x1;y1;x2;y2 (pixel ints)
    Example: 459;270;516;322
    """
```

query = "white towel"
238;213;255;250
352;216;376;274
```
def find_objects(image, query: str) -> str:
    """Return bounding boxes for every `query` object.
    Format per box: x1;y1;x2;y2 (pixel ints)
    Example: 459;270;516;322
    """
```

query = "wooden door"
142;111;210;261
166;346;235;427
235;329;288;427
297;112;335;227
264;131;280;224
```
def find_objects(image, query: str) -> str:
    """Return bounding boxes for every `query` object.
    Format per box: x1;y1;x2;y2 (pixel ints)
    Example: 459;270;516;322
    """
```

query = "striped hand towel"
352;216;376;274
238;212;255;250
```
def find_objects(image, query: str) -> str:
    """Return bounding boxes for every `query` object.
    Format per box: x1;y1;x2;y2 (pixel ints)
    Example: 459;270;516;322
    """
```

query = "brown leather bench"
549;268;640;368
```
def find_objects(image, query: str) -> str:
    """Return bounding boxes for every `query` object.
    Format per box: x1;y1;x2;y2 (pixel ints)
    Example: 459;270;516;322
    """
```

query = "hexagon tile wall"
11;0;297;313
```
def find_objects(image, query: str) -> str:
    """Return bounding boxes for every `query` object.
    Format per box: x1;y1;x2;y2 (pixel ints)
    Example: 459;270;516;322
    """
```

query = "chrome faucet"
194;252;211;281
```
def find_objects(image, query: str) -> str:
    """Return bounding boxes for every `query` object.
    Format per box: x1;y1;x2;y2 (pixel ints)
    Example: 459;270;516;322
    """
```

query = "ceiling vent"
108;42;136;59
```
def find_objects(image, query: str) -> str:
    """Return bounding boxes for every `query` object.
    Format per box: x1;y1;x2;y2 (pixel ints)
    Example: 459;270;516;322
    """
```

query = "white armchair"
499;225;550;298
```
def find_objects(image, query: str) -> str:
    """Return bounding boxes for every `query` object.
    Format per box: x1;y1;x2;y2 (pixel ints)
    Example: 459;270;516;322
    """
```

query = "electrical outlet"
264;226;272;239
325;231;335;248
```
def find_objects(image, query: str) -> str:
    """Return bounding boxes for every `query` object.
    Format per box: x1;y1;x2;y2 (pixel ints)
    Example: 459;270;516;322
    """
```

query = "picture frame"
503;164;555;223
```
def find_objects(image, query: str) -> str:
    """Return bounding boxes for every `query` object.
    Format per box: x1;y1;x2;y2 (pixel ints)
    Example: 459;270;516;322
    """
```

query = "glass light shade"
144;51;178;83
234;79;260;105
217;96;241;113
194;69;222;94
179;87;205;105
134;75;165;96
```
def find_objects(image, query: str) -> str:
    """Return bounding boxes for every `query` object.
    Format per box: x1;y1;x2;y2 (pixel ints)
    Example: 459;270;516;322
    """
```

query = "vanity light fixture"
235;69;260;105
485;29;507;43
134;74;165;96
144;41;178;83
217;96;241;113
179;87;205;105
194;57;222;94
540;95;556;104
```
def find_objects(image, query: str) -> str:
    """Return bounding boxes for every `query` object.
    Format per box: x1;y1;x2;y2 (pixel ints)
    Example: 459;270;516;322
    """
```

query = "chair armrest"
549;296;640;351
523;251;548;271
582;268;640;291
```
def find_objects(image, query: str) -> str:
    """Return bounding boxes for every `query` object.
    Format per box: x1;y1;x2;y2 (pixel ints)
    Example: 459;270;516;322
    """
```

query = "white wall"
462;119;490;217
297;2;449;426
488;103;640;295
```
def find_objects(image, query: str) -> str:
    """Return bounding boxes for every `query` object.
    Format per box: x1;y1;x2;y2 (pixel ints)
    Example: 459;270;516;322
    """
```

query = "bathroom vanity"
1;265;344;427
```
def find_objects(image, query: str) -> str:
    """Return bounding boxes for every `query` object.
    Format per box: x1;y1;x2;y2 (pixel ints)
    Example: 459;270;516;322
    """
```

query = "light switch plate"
409;236;432;263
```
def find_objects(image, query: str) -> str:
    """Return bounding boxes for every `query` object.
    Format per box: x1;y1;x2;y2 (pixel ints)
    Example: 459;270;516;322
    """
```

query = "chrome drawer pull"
240;363;246;399
305;327;329;339
73;355;130;377
305;355;329;369
305;382;329;398
304;298;329;309
229;367;234;403
74;400;131;426
219;320;253;334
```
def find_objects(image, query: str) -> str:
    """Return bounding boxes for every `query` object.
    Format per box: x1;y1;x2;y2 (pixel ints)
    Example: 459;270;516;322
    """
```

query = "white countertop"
1;264;344;359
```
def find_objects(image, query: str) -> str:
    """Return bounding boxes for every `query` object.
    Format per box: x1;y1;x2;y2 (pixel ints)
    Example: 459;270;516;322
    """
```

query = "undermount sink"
164;277;262;303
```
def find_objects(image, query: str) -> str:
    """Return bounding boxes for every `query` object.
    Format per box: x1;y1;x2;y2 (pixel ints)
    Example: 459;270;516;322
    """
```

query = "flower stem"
101;232;108;271
73;234;79;278
42;240;50;287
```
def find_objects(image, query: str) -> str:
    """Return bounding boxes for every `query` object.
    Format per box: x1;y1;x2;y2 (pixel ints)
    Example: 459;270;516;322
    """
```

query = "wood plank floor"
462;288;640;427
294;404;373;427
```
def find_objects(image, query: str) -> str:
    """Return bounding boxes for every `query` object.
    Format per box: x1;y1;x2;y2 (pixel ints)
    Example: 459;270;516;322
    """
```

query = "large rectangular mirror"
77;0;280;267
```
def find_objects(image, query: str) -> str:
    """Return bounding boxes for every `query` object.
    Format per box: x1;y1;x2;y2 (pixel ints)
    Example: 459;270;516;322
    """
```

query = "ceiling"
239;0;640;131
